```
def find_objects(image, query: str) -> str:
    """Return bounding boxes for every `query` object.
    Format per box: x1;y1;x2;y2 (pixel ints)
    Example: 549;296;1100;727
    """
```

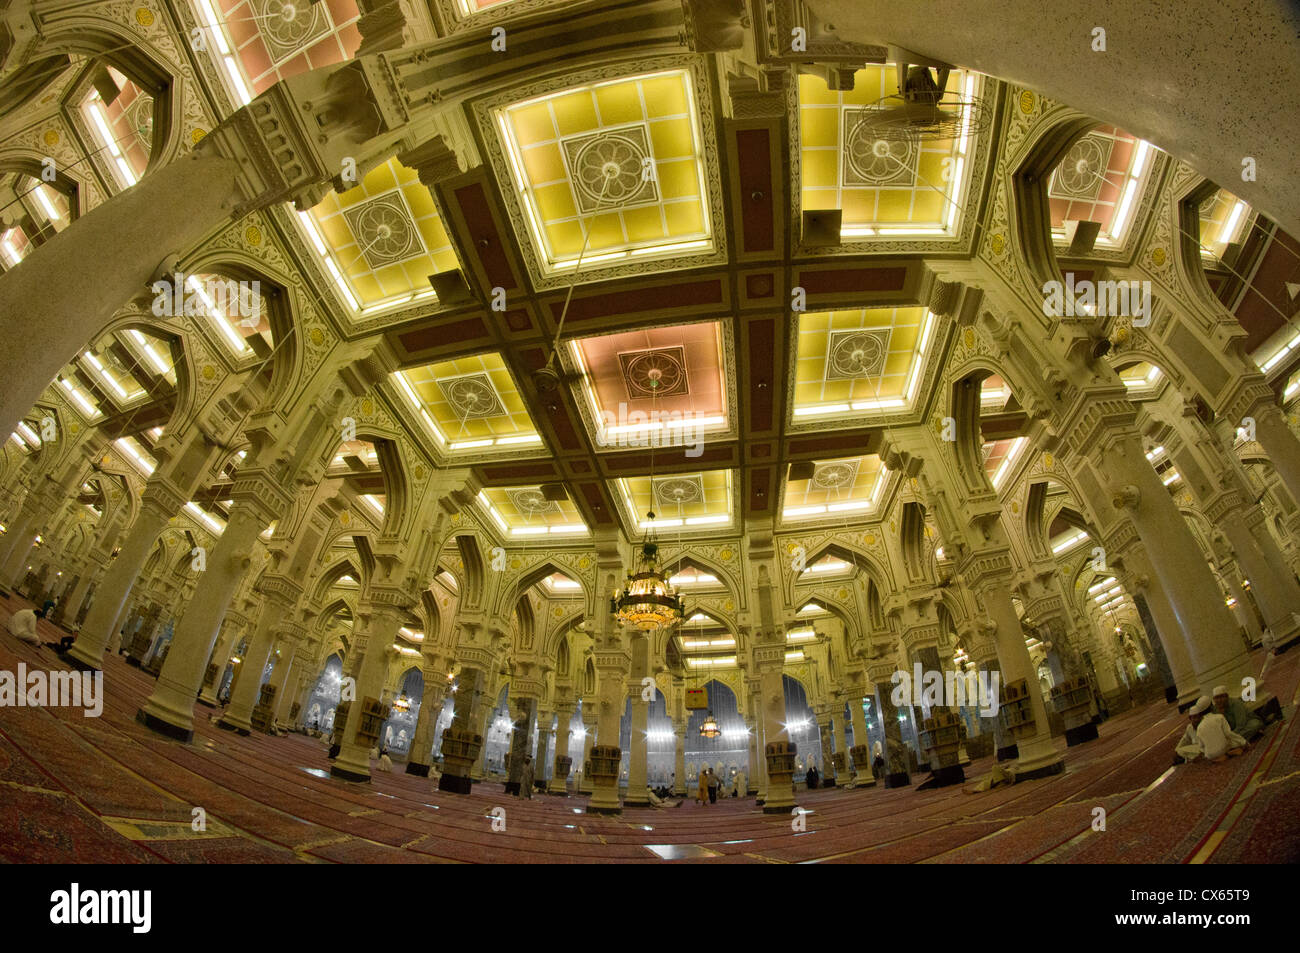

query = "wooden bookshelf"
997;678;1036;736
356;697;389;746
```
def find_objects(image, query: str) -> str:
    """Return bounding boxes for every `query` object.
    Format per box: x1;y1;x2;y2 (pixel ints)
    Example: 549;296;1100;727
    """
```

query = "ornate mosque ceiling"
2;0;1296;551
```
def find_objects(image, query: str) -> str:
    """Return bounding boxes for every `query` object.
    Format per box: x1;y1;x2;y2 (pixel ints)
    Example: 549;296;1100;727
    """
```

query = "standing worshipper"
706;767;719;804
733;770;747;797
696;768;709;806
806;763;820;789
518;755;535;799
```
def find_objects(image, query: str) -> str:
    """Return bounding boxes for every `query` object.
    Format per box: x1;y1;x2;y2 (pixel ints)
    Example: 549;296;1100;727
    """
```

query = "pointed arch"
789;538;890;605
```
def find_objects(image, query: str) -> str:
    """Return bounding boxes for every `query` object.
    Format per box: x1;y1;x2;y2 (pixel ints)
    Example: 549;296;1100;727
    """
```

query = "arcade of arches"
0;0;1298;864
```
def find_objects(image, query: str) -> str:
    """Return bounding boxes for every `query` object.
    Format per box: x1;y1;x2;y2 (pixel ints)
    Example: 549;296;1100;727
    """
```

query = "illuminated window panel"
1047;125;1154;247
982;436;1027;489
213;0;361;98
495;69;713;274
1050;527;1090;555
0;226;30;268
799;554;853;577
798;66;977;237
78;346;146;406
1284;369;1300;402
11;420;42;453
668;566;723;588
359;493;386;520
393;352;541;451
793;307;934;420
1197;188;1251;260
615;470;733;531
10;175;69;231
782;455;886;521
457;0;514;12
121;329;178;386
980;374;1012;411
479;487;589;536
81;70;152;187
328;439;379;472
307;157;459;313
1259;327;1300;374
1117;361;1162;393
58;377;102;421
181;273;272;358
540;572;583;596
185;500;226;534
115;436;157;476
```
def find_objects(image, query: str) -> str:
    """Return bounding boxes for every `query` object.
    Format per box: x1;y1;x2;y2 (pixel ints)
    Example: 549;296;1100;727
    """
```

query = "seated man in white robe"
6;607;44;646
1212;685;1263;741
1175;696;1248;764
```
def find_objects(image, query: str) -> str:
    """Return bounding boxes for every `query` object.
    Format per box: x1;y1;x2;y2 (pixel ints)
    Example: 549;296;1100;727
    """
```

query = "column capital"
255;573;304;611
866;659;897;684
197;54;418;215
229;472;293;526
956;545;1016;593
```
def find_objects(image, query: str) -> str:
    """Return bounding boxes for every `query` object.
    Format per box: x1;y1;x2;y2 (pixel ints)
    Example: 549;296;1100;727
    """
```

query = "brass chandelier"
611;513;684;632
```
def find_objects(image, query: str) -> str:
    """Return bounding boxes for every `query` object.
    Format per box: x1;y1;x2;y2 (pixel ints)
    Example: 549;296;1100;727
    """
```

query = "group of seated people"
1174;685;1265;764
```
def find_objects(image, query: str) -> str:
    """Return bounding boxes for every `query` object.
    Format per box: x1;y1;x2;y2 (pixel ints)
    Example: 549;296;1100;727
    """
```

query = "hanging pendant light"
611;511;684;631
699;710;722;739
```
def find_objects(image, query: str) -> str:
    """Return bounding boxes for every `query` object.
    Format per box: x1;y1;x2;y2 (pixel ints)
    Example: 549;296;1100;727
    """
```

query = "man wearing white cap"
1212;685;1263;741
1174;696;1248;764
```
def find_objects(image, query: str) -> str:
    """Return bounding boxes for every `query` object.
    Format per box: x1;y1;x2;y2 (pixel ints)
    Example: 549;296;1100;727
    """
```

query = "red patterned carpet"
2;596;1298;864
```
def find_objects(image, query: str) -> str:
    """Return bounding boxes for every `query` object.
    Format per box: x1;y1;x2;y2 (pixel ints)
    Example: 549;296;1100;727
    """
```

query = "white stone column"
1227;508;1300;646
138;502;268;741
830;703;850;784
578;710;597;795
535;710;553;785
756;644;797;813
68;498;172;670
331;603;403;782
848;689;873;786
199;617;245;706
588;642;630;813
1253;405;1300;513
977;575;1064;778
624;637;650;806
407;668;449;776
1105;434;1254;694
219;596;292;733
548;704;574;794
0;152;245;440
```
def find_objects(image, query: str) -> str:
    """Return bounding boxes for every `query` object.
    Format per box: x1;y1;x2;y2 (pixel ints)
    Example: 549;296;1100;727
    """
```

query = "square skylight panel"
798;66;978;238
495;69;714;274
793;307;934;419
307;157;459;313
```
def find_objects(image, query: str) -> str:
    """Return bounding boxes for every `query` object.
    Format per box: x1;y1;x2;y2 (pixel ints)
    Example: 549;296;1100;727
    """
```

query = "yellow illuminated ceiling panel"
793;307;934;420
495;70;713;274
480;486;589;536
307;158;459;312
798;66;976;237
396;352;541;450
616;470;733;531
782;456;887;521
